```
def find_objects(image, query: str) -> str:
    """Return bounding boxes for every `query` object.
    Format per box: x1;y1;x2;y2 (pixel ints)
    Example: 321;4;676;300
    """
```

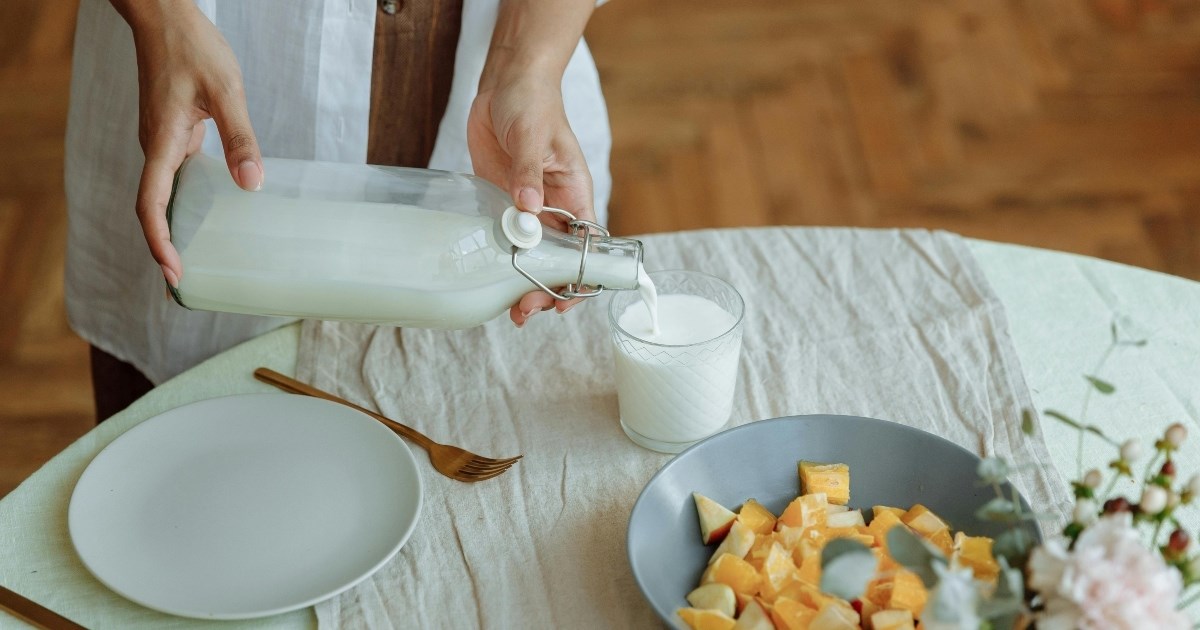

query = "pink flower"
1028;514;1189;629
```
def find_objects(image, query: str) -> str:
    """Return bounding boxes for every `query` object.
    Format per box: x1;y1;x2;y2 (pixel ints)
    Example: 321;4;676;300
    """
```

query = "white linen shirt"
64;0;612;384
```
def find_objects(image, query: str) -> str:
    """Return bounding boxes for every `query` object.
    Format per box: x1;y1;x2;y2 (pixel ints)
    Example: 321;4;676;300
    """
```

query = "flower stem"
1077;343;1116;479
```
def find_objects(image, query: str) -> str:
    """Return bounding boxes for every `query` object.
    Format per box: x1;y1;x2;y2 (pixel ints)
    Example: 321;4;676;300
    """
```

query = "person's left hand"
467;75;595;327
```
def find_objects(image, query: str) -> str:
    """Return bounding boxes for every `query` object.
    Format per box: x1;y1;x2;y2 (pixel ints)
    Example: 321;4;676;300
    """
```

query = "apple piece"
732;598;774;630
737;499;778;535
900;504;949;539
826;509;865;529
687;583;737;618
677;607;736;630
710;521;756;564
870;609;915;630
953;531;1000;580
826;504;851;514
809;602;860;630
695;492;738;544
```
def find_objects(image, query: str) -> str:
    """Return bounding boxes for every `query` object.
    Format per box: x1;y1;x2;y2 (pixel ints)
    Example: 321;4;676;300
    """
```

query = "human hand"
113;0;263;288
467;76;595;327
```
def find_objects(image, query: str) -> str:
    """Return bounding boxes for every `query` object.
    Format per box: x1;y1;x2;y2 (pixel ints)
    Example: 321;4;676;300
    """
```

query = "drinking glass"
608;270;745;453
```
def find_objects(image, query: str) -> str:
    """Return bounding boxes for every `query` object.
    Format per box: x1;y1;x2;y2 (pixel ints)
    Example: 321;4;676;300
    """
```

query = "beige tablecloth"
297;227;1072;629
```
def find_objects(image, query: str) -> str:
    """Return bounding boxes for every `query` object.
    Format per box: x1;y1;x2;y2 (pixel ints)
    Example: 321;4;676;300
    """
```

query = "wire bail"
510;207;611;301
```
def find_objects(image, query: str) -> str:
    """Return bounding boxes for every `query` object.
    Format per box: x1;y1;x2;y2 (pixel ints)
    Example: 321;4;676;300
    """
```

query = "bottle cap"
501;206;542;249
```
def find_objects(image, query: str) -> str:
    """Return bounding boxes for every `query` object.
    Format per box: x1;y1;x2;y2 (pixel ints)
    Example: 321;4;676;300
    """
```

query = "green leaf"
980;564;1026;630
886;526;945;588
1084;375;1115;394
993;527;1036;568
977;457;1010;484
975;497;1019;522
1020;408;1035;436
1043;409;1117;445
818;538;876;601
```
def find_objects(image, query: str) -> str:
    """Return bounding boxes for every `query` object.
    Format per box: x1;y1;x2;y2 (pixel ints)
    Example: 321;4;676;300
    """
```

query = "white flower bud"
1120;439;1142;462
1083;469;1103;489
1166;423;1188;448
1141;486;1169;515
1073;498;1098;525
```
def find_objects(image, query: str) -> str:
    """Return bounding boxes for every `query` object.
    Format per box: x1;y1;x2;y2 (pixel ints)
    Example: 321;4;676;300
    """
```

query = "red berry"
1162;460;1177;477
851;600;863;614
1103;497;1131;514
1169;529;1190;553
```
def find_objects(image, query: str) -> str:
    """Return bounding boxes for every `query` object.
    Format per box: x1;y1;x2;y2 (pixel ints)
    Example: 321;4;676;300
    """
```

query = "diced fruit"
779;493;828;529
733;598;775;630
776;525;805;549
826;504;850;514
796;551;821;587
865;510;904;548
702;554;760;596
695;493;738;544
872;506;906;519
860;599;881;630
792;583;839;612
771;596;817;630
809;601;860;630
799;462;851;505
900;504;948;538
927;527;954;557
870;609;915;630
758;542;800;602
953;531;1000;580
887;571;927;618
826;509;865;529
735;592;754;616
710;521;756;565
747;533;778;570
738;499;777;535
687;583;737;618
677;607;736;630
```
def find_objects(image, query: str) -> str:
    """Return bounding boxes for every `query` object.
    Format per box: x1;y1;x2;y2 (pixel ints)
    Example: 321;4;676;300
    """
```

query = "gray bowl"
626;415;1039;627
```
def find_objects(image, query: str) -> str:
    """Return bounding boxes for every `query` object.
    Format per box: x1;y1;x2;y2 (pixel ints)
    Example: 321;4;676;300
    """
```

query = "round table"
2;239;1198;629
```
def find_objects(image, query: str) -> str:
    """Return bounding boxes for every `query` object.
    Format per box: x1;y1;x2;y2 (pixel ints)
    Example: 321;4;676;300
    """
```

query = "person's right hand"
114;0;262;288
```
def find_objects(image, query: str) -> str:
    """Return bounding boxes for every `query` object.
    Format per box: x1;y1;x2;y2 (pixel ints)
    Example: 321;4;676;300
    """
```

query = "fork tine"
459;460;515;474
455;465;513;483
465;455;523;467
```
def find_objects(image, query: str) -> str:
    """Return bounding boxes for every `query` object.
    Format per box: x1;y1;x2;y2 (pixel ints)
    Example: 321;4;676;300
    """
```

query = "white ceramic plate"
68;393;422;620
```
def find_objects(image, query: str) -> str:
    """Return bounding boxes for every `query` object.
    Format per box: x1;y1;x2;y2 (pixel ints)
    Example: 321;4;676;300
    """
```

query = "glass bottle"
166;154;643;329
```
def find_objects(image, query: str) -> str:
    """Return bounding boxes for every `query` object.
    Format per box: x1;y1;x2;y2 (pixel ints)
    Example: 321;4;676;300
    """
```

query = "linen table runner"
295;227;1071;629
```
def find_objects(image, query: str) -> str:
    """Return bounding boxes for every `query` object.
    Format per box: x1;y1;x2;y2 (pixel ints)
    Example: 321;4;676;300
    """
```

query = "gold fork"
254;368;521;482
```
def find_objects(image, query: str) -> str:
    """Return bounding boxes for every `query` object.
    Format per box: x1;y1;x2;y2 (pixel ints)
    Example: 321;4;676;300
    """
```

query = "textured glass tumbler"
608;270;745;453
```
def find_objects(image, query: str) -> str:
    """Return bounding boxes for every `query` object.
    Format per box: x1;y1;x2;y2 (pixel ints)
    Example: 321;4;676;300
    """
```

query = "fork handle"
253;368;435;450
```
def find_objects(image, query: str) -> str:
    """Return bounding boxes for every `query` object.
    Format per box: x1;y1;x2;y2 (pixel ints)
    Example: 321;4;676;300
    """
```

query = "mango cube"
887;570;927;618
738;499;778;535
677;607;736;630
799;461;851;505
770;596;818;630
953;531;1000;581
702;554;760;596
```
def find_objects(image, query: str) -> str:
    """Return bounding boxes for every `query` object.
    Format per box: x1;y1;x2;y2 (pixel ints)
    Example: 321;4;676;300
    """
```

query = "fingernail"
558;303;576;315
518;188;541;213
238;160;263;191
521;307;542;319
161;264;179;288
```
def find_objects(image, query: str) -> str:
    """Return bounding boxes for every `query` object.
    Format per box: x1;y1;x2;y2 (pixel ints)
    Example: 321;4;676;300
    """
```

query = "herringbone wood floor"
2;0;1199;497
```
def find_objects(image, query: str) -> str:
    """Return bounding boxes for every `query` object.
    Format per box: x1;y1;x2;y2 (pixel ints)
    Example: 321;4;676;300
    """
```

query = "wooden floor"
2;0;1199;497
